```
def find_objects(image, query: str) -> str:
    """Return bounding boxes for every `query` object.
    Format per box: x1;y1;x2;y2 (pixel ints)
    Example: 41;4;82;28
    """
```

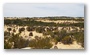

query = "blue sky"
3;3;84;17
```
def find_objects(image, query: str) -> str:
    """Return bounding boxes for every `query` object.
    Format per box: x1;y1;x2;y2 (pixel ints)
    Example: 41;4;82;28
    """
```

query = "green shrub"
6;33;29;49
29;37;53;49
26;26;34;31
36;27;45;33
4;31;10;36
4;40;12;49
7;28;12;32
29;32;33;36
73;32;84;47
61;36;73;44
13;29;16;32
19;27;25;33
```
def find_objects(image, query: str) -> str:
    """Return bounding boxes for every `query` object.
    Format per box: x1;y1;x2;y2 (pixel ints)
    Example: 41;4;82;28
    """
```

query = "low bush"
26;26;34;31
29;37;53;49
29;32;33;36
5;33;29;49
7;28;12;32
19;27;25;33
36;27;45;33
73;32;84;47
4;31;10;36
4;40;12;49
61;36;73;44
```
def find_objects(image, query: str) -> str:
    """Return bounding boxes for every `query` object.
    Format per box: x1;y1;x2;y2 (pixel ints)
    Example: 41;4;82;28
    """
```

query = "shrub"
29;32;33;36
54;46;58;49
4;31;10;36
14;37;29;48
49;30;67;42
35;36;39;40
13;29;16;32
61;36;73;44
36;27;45;33
54;36;60;42
43;31;51;36
26;26;34;31
73;32;84;47
7;28;12;32
19;27;25;33
29;37;53;49
6;33;29;49
4;40;12;49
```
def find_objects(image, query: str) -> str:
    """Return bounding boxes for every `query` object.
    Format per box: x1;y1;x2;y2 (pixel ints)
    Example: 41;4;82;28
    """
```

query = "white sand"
51;41;84;49
36;20;80;24
21;47;31;49
22;41;84;49
4;24;84;49
4;25;45;40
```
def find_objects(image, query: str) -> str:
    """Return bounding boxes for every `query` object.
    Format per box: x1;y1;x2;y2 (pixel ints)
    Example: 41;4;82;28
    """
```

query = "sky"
3;3;84;17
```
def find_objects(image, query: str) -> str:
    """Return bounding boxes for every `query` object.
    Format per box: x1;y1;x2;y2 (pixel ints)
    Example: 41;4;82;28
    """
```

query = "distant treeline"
4;17;84;21
5;16;84;19
4;18;84;28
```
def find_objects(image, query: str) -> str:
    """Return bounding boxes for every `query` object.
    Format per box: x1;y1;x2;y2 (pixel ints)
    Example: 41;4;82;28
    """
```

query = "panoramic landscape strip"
4;17;84;49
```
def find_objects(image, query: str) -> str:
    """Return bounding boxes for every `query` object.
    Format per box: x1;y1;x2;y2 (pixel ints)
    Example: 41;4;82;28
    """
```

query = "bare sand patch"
51;41;83;49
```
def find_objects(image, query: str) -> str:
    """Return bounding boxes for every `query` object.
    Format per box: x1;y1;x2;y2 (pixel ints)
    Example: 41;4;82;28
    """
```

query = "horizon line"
4;16;84;18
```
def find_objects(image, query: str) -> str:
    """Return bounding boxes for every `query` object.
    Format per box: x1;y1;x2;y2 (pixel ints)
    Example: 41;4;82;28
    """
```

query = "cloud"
3;3;84;17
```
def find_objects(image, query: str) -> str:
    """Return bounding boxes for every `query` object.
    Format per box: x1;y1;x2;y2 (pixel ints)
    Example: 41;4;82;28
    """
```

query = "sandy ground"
21;41;83;49
20;31;44;40
51;41;84;49
4;18;84;49
4;25;45;40
22;47;31;49
4;25;83;49
36;20;82;24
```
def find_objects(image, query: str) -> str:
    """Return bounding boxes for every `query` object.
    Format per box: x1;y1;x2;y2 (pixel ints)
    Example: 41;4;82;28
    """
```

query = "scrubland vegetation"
4;17;84;49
